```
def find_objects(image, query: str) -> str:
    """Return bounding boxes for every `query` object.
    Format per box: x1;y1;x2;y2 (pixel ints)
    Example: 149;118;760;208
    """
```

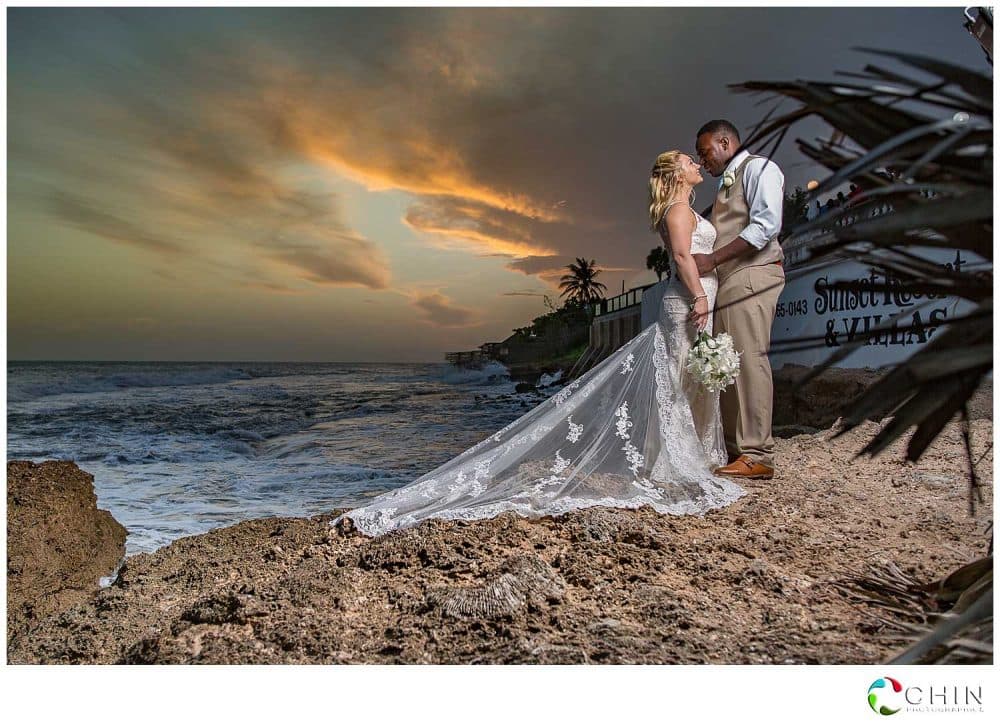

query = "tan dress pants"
713;263;785;466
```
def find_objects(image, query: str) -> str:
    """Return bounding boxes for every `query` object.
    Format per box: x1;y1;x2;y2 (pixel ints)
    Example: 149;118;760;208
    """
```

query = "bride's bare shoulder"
664;203;697;232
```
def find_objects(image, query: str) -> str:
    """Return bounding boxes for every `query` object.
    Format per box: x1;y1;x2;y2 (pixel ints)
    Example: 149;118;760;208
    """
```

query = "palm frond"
733;44;992;666
732;48;992;466
836;557;993;664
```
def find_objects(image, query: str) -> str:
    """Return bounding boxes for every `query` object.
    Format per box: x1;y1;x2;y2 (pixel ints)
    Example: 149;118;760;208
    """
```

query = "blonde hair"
648;150;690;230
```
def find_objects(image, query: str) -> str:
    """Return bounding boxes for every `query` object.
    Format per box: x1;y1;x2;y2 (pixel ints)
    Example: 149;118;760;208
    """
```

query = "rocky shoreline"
7;460;127;646
6;374;992;664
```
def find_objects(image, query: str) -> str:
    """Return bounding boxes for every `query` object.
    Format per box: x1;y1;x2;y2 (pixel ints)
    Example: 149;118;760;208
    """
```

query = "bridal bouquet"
685;331;741;392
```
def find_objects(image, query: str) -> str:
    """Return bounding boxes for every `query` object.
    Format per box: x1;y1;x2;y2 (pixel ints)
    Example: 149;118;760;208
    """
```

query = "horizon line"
7;359;450;365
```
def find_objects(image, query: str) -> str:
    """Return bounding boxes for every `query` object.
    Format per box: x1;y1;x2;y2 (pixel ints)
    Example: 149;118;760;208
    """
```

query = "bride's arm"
661;206;710;330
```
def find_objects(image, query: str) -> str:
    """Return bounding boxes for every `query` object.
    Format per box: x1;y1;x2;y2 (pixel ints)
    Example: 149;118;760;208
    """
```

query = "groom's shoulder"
746;153;784;179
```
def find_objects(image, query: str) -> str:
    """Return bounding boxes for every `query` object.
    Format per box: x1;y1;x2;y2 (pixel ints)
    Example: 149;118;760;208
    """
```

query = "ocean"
6;360;559;554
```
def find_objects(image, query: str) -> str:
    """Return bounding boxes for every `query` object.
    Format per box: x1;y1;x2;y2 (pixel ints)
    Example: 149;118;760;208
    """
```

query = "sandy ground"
7;378;991;664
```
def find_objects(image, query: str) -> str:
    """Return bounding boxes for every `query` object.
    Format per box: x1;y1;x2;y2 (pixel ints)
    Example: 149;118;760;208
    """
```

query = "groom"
692;119;785;480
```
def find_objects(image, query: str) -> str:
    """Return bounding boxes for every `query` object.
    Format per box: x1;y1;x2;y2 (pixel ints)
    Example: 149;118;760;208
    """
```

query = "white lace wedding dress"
333;205;745;537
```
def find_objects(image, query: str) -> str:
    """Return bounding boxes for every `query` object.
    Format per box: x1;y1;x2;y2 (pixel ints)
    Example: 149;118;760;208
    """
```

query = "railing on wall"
593;283;656;318
784;190;941;267
445;350;487;365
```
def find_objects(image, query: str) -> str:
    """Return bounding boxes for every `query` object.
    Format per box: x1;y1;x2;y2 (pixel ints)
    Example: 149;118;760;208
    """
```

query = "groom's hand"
692;253;715;276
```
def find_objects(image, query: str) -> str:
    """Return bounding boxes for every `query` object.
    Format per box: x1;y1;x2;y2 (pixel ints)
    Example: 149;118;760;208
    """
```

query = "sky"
5;5;989;362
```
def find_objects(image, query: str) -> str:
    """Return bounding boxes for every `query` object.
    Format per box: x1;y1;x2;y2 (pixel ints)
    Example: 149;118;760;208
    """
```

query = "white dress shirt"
716;148;784;249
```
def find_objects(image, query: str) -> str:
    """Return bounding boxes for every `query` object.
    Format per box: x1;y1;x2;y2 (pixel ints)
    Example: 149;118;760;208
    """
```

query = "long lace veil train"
333;271;746;537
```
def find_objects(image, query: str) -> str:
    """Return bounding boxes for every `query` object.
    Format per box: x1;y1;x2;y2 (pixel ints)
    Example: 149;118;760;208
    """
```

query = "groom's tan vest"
712;153;784;283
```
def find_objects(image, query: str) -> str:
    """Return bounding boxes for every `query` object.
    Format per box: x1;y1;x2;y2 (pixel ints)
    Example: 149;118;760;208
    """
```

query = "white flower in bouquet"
685;331;741;393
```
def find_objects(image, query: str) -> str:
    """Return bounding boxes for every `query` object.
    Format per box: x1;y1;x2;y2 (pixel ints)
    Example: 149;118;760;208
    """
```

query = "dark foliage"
733;49;992;469
732;46;992;664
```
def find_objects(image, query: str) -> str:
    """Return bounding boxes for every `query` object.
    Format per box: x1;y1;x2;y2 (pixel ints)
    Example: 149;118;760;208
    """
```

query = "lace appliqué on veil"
334;209;745;537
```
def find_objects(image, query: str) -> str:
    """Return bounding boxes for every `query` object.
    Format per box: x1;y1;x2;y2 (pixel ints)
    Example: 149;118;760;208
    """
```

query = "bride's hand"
689;296;711;331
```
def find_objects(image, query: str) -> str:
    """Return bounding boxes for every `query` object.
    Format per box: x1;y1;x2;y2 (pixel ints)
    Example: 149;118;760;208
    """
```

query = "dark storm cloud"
505;254;635;287
8;6;393;292
9;6;986;292
402;196;556;257
501;289;548;298
212;6;983;280
412;291;479;328
261;238;390;288
46;189;187;256
504;254;575;283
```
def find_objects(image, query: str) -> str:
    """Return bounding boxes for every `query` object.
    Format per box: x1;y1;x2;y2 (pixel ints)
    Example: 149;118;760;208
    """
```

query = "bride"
333;150;746;537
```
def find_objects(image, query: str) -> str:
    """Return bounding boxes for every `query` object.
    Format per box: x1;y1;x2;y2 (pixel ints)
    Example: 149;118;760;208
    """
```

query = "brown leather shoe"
714;454;774;480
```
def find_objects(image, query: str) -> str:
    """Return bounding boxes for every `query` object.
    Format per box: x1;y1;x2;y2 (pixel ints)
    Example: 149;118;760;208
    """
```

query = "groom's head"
695;120;741;177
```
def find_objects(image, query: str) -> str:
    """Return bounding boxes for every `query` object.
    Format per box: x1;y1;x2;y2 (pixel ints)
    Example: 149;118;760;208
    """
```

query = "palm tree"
782;186;810;233
645;247;672;282
558;257;608;304
733;44;992;664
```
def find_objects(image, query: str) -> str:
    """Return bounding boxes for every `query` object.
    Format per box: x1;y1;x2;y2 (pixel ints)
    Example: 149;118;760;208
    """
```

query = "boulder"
7;460;127;646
